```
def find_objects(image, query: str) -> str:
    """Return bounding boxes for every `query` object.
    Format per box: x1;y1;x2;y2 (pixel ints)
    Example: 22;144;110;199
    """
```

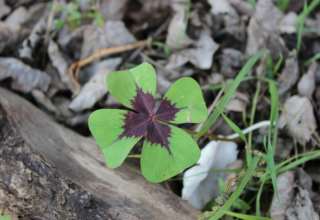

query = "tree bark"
0;88;198;220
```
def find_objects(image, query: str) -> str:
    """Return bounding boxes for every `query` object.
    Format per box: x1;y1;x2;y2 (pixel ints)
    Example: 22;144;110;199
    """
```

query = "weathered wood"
0;88;198;220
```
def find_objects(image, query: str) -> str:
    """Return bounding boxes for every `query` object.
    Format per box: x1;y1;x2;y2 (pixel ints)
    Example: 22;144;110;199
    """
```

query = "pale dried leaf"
19;17;47;60
245;0;284;55
166;0;192;50
0;58;51;93
69;58;121;112
208;0;237;16
0;23;21;54
220;48;243;78
286;188;320;220
81;21;135;58
298;62;317;98
229;0;254;16
182;141;238;209
278;56;299;95
166;31;219;70
0;0;10;19
271;170;319;220
270;171;295;220
279;12;298;34
226;97;247;113
5;3;47;30
48;40;79;93
279;96;316;145
100;0;128;20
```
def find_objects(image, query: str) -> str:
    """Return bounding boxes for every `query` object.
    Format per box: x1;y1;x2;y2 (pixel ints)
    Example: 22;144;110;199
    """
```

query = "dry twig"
68;39;150;92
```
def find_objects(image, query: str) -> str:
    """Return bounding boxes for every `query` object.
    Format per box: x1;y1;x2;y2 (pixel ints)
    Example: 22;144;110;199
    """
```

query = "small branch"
67;39;151;92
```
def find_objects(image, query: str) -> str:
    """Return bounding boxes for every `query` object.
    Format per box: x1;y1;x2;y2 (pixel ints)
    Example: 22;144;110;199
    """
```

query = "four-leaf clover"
88;63;208;182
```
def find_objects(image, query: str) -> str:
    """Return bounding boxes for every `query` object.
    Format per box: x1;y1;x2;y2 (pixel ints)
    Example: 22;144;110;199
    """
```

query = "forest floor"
1;0;320;219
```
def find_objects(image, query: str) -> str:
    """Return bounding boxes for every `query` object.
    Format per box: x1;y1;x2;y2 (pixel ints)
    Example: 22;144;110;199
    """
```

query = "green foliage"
305;52;320;65
164;77;208;124
296;0;320;51
265;80;279;196
141;126;200;182
88;62;207;182
205;157;259;220
276;0;290;11
222;113;247;143
247;0;256;7
196;51;264;139
224;211;271;220
52;0;105;30
0;215;11;220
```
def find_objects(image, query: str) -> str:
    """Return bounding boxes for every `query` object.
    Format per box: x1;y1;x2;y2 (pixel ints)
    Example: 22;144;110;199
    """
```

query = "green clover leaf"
88;62;208;182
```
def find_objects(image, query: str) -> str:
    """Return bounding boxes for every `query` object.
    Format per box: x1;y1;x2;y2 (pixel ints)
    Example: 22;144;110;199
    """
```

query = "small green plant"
0;215;11;220
88;63;208;182
53;0;104;30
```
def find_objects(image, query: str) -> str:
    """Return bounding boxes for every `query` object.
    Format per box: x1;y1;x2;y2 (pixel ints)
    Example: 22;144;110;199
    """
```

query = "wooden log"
0;88;198;220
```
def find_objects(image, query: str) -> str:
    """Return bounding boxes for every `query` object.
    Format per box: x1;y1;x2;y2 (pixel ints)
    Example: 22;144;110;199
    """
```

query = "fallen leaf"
81;21;136;59
271;169;320;220
58;26;86;59
226;95;248;113
166;31;219;70
208;0;237;16
278;55;299;95
279;96;316;145
5;3;47;30
48;40;79;93
19;17;47;60
270;171;295;220
165;0;192;50
208;0;243;42
219;48;243;78
69;58;121;112
245;0;285;55
298;62;317;98
229;0;254;16
0;23;21;54
100;0;128;20
182;141;238;209
279;12;298;34
0;58;51;93
0;0;10;19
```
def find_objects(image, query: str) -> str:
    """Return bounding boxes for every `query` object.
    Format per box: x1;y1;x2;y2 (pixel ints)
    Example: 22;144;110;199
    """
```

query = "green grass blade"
224;210;271;220
266;80;279;197
305;52;320;65
208;157;259;220
248;82;261;167
276;0;290;11
222;113;247;143
278;150;320;173
196;51;263;139
0;215;11;220
296;0;320;51
256;179;266;216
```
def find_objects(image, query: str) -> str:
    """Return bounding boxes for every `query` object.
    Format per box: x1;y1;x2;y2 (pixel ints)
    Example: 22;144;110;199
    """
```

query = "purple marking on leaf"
120;88;180;151
146;122;171;150
121;111;148;137
156;99;179;122
132;89;156;114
